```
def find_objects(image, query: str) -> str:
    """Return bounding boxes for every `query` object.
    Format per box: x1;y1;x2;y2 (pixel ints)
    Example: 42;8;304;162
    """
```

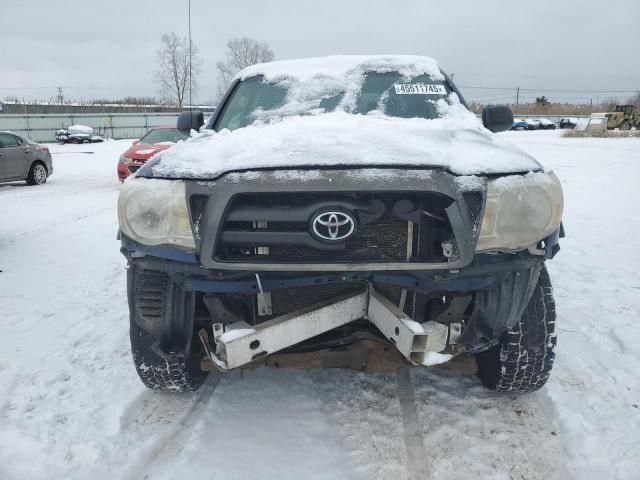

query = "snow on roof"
236;55;445;83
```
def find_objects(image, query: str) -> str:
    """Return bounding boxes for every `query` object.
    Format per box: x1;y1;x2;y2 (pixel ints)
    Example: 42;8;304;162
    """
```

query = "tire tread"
476;267;557;393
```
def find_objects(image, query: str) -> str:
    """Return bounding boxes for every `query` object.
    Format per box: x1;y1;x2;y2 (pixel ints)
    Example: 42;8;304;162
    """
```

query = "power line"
459;85;638;93
0;85;156;91
454;72;640;79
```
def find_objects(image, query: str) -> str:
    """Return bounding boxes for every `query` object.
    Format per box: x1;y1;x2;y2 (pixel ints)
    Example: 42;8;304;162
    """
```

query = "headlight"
119;155;132;164
117;179;195;250
476;171;563;252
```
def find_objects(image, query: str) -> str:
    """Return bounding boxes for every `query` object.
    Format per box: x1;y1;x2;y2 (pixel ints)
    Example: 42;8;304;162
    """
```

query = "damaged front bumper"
123;236;550;370
119;167;562;372
202;287;452;371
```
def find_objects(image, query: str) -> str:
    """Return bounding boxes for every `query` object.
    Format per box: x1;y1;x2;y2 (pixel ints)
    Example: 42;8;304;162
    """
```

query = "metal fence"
0;111;213;143
2;111;591;143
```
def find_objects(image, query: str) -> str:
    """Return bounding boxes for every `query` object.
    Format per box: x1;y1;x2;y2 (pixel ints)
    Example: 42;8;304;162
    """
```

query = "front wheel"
129;268;209;392
475;266;557;393
26;162;47;185
130;322;208;392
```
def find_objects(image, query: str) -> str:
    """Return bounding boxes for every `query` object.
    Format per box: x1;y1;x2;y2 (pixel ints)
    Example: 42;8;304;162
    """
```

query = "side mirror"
177;110;204;132
482;105;514;133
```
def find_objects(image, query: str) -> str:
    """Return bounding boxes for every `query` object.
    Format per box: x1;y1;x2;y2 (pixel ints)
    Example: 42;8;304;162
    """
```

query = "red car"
117;126;188;182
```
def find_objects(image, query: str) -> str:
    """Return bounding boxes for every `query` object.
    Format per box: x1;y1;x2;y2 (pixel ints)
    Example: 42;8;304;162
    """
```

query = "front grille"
214;192;456;264
128;165;141;174
267;210;408;262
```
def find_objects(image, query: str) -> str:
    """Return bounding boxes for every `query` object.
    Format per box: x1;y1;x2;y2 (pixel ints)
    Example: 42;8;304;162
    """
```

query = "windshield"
215;72;451;132
139;128;189;144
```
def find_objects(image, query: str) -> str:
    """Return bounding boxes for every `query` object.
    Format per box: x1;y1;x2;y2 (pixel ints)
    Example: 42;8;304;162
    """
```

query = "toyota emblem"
311;211;356;242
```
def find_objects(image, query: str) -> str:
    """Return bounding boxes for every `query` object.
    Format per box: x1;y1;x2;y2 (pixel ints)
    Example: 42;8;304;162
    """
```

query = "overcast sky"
2;0;639;104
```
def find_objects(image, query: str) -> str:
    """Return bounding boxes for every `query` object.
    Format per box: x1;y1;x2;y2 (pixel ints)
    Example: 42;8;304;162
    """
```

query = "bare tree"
216;37;275;96
535;95;550;107
156;32;202;108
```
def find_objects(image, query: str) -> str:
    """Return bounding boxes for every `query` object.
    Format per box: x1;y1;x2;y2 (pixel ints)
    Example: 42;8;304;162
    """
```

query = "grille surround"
185;168;484;271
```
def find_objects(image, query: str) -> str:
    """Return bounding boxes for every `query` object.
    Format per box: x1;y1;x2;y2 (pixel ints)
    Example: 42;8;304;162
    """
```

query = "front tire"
129;268;209;392
26;162;47;185
130;322;208;392
475;266;557;393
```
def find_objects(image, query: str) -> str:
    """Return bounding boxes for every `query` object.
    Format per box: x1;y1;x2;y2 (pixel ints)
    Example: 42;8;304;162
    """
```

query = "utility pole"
515;86;520;105
188;0;192;111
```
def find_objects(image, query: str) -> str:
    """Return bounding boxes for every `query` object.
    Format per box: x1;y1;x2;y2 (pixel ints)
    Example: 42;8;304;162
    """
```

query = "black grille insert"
214;192;458;264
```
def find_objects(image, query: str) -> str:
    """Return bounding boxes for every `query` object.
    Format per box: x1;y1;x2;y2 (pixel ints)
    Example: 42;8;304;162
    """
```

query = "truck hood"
139;111;542;179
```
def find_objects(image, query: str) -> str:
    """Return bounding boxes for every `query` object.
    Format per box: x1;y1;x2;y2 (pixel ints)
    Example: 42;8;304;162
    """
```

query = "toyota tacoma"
118;55;563;393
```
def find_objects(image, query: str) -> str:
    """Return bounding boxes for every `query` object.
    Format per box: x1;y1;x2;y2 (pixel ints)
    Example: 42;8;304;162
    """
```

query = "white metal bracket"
214;291;369;370
206;286;449;371
367;287;448;364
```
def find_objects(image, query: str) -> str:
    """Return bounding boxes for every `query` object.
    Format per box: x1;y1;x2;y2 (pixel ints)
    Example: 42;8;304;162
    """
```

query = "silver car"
0;131;53;185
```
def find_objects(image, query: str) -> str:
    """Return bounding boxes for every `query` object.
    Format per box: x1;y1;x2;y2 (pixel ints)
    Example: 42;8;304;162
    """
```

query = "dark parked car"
559;118;578;129
55;125;104;144
0;131;53;185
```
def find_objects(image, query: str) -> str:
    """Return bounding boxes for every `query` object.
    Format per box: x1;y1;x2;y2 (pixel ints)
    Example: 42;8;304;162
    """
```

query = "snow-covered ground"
0;132;638;479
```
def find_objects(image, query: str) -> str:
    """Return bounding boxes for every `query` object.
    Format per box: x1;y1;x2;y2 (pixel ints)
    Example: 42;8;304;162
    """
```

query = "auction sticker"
394;83;446;95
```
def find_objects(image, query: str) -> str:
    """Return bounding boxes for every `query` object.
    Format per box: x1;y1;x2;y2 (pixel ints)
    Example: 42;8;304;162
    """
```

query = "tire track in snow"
119;376;221;480
396;368;428;480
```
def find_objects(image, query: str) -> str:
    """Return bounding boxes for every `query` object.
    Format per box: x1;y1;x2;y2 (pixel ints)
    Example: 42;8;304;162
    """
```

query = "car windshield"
215;72;451;132
139;128;188;144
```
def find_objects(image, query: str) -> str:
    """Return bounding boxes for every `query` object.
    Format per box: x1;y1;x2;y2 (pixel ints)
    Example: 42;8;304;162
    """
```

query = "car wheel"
475;266;556;393
26;162;47;185
129;267;210;392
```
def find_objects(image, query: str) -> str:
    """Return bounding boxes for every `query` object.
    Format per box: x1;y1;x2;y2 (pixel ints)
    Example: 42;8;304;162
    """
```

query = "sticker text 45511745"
393;84;447;95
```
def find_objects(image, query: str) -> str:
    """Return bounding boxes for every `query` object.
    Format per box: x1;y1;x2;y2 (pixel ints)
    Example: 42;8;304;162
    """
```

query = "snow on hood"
145;108;541;179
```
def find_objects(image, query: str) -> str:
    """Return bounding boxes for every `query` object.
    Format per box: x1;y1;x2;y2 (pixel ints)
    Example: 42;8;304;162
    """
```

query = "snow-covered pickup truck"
117;55;564;393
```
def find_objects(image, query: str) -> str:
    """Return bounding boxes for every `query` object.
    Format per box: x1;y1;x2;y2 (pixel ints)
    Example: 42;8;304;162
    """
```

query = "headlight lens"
119;155;131;164
476;171;563;252
117;179;195;250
